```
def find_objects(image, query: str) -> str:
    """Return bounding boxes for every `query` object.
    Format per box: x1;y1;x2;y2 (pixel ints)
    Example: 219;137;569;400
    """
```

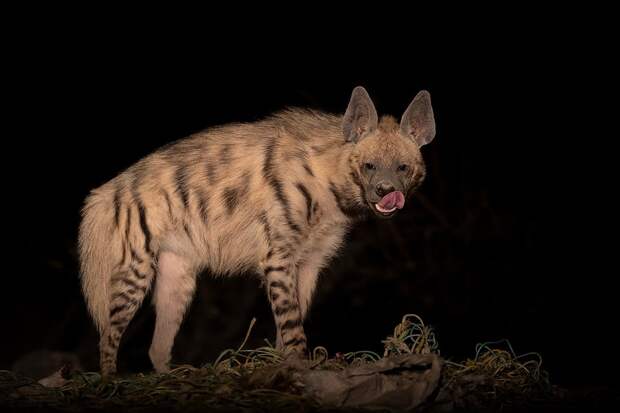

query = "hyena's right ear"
343;86;378;143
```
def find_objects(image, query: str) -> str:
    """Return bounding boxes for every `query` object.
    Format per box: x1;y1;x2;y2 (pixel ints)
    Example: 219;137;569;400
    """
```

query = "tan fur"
79;88;435;376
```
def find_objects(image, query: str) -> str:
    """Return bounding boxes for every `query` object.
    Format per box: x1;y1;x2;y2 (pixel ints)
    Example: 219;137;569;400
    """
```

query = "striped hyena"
79;86;436;376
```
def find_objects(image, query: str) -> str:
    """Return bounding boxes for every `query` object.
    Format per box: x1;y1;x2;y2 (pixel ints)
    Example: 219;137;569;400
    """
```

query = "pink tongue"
378;191;405;210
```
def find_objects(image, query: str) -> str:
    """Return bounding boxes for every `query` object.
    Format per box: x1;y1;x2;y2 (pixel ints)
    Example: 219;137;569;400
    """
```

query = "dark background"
3;24;615;394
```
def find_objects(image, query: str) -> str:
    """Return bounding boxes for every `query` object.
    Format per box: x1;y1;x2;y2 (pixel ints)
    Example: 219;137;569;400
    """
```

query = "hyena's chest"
292;211;350;271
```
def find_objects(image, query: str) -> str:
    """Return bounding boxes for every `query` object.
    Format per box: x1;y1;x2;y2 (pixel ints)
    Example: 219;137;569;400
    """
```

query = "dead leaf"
302;353;441;410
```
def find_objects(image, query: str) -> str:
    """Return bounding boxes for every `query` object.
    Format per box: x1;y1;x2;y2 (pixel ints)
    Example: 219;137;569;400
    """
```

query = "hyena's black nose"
375;181;395;197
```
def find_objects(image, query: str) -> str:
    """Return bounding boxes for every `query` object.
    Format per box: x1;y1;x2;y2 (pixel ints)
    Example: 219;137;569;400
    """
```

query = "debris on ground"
0;314;559;412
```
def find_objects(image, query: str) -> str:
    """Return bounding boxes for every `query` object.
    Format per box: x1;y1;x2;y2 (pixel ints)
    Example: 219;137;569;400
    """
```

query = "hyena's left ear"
400;90;436;147
343;86;378;143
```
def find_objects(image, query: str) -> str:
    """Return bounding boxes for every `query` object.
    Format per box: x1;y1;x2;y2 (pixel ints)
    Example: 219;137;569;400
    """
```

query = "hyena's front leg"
297;260;321;320
297;233;345;320
264;255;307;356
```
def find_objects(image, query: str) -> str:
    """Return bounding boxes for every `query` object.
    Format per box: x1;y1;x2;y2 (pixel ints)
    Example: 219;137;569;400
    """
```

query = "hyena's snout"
374;190;405;216
375;181;395;197
370;181;406;217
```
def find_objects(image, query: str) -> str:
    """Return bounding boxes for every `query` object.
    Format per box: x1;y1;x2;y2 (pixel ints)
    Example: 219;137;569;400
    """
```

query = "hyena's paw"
149;347;171;374
282;340;308;360
99;367;118;382
100;373;115;382
153;363;171;374
100;359;117;380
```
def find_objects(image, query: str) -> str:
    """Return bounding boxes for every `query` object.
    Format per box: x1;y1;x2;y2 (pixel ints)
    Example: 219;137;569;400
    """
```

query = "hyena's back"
79;110;346;375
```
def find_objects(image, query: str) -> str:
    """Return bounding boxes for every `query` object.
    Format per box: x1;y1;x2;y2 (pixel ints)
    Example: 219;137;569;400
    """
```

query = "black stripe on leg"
269;281;290;294
274;303;296;316
130;265;148;280
111;291;139;306
122;277;142;291
111;319;128;328
123;278;146;294
125;280;147;294
283;336;307;347
111;276;145;292
130;246;144;264
101;347;115;357
280;318;302;331
270;246;291;260
110;304;127;318
111;290;140;303
264;266;286;274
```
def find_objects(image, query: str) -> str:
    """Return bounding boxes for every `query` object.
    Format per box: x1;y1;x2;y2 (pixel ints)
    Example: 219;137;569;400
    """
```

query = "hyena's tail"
78;191;117;333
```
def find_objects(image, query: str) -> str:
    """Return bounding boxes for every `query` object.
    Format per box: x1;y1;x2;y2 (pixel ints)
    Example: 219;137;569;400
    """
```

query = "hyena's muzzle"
363;168;407;218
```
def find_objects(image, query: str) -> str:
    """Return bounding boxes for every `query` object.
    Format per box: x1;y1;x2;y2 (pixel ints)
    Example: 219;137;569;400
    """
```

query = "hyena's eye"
364;162;376;171
397;164;409;172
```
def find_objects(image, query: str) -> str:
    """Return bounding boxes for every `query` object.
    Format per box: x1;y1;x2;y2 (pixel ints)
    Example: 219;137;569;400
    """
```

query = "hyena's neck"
312;136;367;220
272;108;367;219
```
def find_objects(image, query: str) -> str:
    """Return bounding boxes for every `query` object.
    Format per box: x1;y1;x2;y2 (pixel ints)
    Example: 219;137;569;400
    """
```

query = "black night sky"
3;20;616;406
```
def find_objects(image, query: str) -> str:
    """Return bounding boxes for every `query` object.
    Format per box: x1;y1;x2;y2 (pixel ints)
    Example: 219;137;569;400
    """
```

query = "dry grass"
0;314;553;411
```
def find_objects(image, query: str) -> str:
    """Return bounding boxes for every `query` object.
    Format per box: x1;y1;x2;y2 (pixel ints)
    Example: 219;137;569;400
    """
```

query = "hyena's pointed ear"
343;86;378;143
400;90;436;147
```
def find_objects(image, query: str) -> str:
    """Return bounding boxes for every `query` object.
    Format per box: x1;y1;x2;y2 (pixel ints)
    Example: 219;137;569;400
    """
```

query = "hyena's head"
343;86;436;219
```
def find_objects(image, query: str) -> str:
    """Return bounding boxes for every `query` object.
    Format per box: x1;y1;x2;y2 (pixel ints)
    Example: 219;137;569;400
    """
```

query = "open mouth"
375;204;397;213
371;191;405;217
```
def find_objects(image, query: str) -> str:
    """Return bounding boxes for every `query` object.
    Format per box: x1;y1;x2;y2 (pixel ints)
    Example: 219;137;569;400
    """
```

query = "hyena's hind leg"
149;251;197;373
100;254;156;377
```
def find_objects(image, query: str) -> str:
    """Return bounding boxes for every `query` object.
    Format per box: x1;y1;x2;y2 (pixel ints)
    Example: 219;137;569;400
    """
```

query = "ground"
0;315;613;412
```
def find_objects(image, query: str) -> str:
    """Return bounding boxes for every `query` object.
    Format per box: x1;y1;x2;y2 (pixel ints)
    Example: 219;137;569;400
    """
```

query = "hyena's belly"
159;218;267;276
